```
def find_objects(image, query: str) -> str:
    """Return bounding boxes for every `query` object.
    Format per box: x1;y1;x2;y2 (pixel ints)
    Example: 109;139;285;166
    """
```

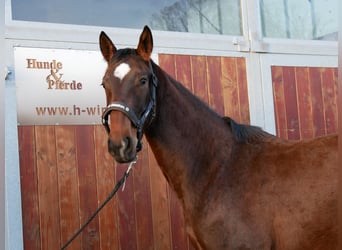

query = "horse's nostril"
108;138;117;153
108;137;132;154
124;136;131;149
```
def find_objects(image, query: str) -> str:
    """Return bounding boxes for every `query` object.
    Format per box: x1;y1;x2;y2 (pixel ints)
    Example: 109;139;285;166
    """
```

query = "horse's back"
190;134;337;249
262;134;338;249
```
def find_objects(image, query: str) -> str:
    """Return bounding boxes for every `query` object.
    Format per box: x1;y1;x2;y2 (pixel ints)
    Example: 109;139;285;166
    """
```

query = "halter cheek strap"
102;102;140;133
102;61;158;152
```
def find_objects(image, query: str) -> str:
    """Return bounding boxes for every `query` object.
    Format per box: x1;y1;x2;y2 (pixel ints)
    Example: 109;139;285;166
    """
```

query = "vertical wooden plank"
56;126;81;249
189;240;197;250
206;56;224;115
333;68;338;89
309;68;326;137
76;125;100;250
168;187;187;250
159;54;176;79
18;126;41;250
94;125;119;250
271;66;288;139
35;125;61;250
295;67;314;139
282;67;300;140
221;57;239;120
333;68;338;130
148;145;172;250
175;55;192;91
191;55;209;104
133;137;154;250
161;53;190;249
116;162;138;250
321;68;337;134
236;57;250;124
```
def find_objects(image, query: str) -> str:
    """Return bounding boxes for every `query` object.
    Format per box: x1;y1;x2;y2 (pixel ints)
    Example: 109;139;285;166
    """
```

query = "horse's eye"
100;83;105;88
140;77;148;85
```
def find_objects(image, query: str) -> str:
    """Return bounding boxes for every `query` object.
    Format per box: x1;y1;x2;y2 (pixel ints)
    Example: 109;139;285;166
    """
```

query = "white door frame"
255;54;337;135
1;0;6;248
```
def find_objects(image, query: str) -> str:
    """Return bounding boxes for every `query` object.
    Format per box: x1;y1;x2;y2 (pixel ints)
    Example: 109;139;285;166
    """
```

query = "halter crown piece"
102;60;158;152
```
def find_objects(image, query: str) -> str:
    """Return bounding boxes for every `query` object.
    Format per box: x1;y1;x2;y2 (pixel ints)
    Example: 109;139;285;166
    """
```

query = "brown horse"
99;26;337;250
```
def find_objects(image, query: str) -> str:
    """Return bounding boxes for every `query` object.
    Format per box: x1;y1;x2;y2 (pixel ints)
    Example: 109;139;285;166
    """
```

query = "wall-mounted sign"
14;47;107;125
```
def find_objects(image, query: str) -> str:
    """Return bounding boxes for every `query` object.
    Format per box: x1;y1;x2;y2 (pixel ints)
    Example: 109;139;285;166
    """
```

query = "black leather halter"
102;61;158;152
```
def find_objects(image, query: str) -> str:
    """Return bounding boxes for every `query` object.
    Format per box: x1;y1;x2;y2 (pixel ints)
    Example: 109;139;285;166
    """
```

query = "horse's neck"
145;65;234;203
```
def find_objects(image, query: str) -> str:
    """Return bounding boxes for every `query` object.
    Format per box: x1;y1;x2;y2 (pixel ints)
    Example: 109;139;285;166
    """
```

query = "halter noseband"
102;60;158;152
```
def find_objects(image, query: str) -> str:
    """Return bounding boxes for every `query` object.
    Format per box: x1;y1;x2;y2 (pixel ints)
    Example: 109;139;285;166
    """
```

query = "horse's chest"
190;218;270;250
186;197;270;250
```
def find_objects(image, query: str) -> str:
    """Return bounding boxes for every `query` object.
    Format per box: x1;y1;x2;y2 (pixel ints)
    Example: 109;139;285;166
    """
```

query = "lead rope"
60;157;138;250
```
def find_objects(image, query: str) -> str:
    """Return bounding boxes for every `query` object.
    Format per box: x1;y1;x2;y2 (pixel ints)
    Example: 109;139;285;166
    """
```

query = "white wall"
0;0;5;247
4;0;24;249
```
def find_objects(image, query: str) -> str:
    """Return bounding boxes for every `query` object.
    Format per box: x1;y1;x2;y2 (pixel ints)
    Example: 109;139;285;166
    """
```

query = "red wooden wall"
18;54;250;250
272;66;338;139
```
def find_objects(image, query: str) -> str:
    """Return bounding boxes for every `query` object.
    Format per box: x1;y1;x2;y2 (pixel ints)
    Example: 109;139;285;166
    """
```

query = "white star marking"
114;63;131;81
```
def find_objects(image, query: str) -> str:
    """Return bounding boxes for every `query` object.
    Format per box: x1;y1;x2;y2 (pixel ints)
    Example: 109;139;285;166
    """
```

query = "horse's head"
99;26;157;163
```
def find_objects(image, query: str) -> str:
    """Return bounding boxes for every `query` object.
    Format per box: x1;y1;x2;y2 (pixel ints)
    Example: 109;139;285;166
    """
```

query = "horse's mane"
223;117;274;144
160;66;274;145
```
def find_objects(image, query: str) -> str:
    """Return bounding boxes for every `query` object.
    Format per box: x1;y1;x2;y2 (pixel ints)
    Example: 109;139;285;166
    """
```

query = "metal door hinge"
4;66;11;80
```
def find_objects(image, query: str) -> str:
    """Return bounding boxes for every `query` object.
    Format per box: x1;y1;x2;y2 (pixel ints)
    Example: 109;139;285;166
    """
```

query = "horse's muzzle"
107;136;137;163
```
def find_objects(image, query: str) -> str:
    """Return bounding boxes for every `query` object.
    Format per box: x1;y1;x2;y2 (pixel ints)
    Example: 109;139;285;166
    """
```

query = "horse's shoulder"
223;117;274;144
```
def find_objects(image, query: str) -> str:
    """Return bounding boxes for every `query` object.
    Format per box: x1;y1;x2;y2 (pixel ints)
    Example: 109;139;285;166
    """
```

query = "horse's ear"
137;26;153;61
99;31;117;63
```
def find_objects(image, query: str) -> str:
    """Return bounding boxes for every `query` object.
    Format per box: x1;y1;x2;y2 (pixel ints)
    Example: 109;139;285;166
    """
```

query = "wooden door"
272;66;338;139
18;54;250;250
